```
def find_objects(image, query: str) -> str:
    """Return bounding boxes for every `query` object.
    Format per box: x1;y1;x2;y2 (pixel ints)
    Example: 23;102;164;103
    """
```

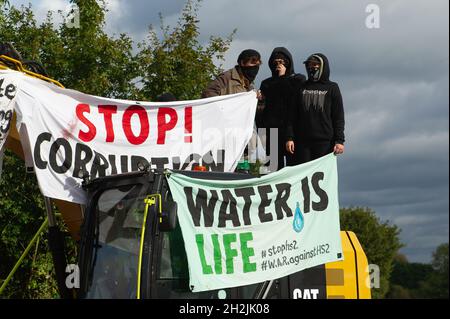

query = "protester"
201;49;264;173
258;47;305;170
286;53;345;164
201;49;262;97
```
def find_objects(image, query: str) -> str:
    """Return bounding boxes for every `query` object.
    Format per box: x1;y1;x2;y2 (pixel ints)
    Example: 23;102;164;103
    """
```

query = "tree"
0;0;140;98
431;243;449;274
0;3;61;298
340;207;403;299
1;0;139;298
136;0;234;101
419;243;449;298
387;284;412;299
387;244;449;299
387;254;434;298
0;0;234;298
0;149;59;298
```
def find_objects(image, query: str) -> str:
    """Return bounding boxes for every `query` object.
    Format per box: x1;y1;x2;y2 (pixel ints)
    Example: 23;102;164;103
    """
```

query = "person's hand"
334;143;344;155
286;141;295;154
276;64;286;76
256;89;264;100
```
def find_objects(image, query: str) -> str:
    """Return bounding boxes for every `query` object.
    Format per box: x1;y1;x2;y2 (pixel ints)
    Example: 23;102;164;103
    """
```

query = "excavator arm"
1;54;83;240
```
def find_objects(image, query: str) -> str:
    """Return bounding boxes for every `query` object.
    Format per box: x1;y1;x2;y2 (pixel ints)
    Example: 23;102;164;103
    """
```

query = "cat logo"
293;288;320;299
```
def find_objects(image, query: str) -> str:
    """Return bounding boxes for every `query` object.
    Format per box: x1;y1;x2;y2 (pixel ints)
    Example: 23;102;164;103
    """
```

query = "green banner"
166;153;343;292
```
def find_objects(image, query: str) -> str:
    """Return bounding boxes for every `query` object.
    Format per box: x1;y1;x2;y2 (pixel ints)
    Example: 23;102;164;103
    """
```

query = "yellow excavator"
0;47;371;299
0;47;83;241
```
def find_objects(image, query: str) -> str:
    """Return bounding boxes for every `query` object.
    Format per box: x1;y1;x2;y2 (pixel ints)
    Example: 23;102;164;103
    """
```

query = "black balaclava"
237;49;261;82
304;55;323;82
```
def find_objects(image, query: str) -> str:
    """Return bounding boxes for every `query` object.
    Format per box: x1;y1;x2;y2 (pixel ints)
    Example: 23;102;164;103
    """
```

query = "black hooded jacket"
258;47;306;129
286;53;345;145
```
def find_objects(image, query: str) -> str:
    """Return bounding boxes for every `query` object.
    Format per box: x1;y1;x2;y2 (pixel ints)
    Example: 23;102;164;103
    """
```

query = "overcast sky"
10;0;449;263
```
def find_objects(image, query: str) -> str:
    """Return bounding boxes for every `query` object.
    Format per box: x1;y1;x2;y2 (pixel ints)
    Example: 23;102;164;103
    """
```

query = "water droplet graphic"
293;202;304;233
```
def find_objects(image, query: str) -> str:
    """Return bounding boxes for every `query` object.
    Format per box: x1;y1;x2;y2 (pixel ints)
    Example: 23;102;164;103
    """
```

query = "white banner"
4;70;257;204
0;70;22;178
167;153;343;292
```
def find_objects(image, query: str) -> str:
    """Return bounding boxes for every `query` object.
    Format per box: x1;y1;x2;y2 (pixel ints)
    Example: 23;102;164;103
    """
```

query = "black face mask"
307;66;321;81
240;65;259;82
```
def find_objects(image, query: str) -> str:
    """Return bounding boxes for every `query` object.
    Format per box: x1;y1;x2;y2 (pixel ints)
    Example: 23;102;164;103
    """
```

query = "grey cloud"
397;220;448;262
103;0;185;41
198;0;449;82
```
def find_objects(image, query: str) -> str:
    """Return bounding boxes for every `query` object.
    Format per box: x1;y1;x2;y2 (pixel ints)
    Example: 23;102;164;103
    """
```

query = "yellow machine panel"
325;231;371;299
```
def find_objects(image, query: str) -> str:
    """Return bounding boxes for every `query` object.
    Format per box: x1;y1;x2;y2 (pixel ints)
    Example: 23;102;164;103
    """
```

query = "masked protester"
201;49;261;98
201;49;263;172
258;47;306;170
286;53;345;164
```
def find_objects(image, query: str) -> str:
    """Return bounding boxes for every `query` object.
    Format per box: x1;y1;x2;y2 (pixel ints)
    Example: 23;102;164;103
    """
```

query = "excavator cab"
78;170;261;299
78;169;372;299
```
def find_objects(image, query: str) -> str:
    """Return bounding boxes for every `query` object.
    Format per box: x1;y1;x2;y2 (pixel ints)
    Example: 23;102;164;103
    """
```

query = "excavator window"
158;224;189;280
85;184;147;299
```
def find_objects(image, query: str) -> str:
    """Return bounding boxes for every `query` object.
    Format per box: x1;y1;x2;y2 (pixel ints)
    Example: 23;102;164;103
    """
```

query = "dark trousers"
288;141;335;165
265;127;291;170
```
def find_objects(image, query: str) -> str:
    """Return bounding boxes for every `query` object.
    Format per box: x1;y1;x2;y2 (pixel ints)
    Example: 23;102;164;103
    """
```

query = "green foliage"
431;243;449;274
342;210;448;299
0;0;139;298
0;0;233;299
136;0;234;100
340;207;403;299
0;150;59;298
387;255;433;298
387;284;412;299
387;244;449;299
418;243;449;298
390;258;434;290
0;0;139;98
